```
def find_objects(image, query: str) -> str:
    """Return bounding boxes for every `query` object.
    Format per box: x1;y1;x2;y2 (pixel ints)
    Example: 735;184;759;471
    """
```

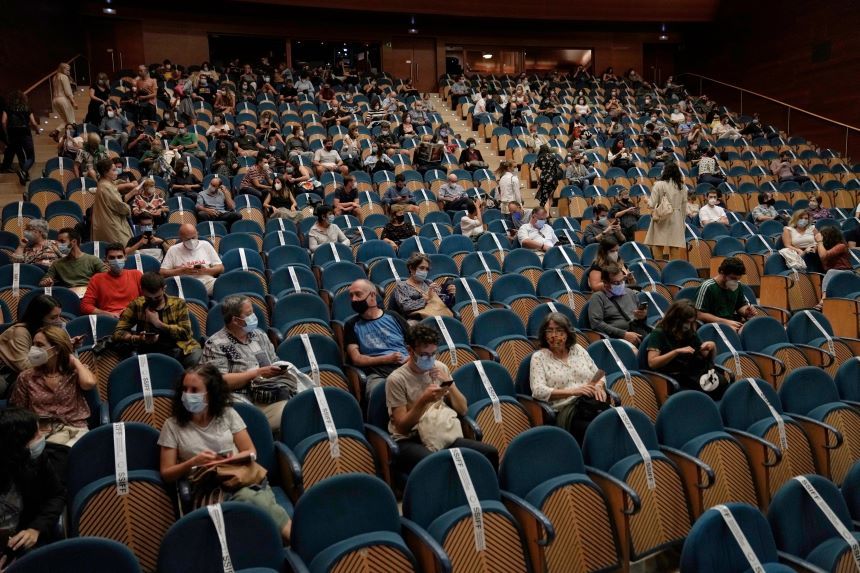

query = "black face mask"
350;294;371;314
144;295;163;309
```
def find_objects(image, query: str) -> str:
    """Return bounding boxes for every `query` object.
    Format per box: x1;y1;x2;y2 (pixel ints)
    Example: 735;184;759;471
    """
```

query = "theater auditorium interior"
0;0;859;571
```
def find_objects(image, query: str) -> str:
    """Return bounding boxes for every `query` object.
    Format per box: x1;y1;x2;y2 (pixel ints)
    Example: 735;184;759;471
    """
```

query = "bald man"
437;173;472;211
196;176;242;230
160;223;224;295
344;279;410;399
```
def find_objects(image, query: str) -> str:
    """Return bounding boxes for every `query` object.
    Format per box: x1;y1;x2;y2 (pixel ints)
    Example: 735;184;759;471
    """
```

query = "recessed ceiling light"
482;53;493;59
103;7;116;14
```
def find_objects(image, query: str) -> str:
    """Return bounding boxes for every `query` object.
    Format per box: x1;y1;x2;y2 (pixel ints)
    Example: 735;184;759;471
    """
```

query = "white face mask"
28;346;51;367
183;238;199;251
708;198;718;206
608;252;619;262
725;279;739;291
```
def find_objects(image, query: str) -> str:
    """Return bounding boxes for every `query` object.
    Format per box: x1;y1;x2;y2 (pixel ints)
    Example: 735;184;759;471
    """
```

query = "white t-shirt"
460;215;483;238
161;239;222;294
517;222;558;251
698;204;727;225
313;148;341;166
158;408;245;463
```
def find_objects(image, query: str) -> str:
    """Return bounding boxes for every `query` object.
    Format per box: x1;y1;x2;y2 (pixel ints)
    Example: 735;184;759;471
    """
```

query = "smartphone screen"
439;380;453;388
638;302;648;310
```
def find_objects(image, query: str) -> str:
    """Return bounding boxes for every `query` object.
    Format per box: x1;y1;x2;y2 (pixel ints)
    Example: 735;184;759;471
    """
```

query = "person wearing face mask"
12;219;61;267
517;206;558;256
393;254;455;321
312;138;348;177
345;279;410;399
9;325;96;451
457;138;487;172
587;263;650;345
609;189;640;242
92;158;133;244
380;204;417;248
530;313;608;444
333;175;360;216
381;175;419;214
130;178;168;225
211;139;239;181
80;243;142;317
694;257;756;331
506;201;528;231
782;210;823;273
233;124;259;158
158;365;291;542
0;296;63;397
125;213;166;261
195;177;241;230
86;72;112;125
586;237;632;292
238;154;273;200
697;190;729;226
583;204;625;245
263;175;303;223
98;104;130;150
806;194;832;223
307;205;349;253
168;121;205;161
495;162;522;214
0;408;66;560
201;296;293;430
386;324;498;472
114;272;202;368
160;224;223;295
646;300;721;395
169;158;202;202
39;227;107;296
769;151;810;184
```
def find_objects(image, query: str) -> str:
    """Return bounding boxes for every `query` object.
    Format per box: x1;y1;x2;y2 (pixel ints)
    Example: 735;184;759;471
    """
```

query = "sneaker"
17;170;26;185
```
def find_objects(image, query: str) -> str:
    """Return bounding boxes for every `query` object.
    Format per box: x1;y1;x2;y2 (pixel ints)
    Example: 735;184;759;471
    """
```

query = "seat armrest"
471;344;500;362
500;490;556;547
725;428;782;467
659;445;715;489
515;393;556;426
777;551;829;573
401;518;453;573
275;441;304;502
789;413;844;450
585;466;642;516
284;548;311;573
459;415;483;441
364;423;399;485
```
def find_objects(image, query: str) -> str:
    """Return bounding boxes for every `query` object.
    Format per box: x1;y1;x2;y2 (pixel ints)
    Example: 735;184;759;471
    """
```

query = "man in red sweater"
80;243;142;317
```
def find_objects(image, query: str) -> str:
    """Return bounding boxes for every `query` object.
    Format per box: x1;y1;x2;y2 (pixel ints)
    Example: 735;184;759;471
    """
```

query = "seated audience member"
686;191;701;221
381;205;416;248
333;175;359;216
517;207;558;255
751;191;782;223
39;228;106;296
506;201;527;230
98;103;130;149
308;205;350;253
697;189;729;226
458;138;486;171
0;296;63;395
125;212;166;261
646;300;719;393
312;138;349;177
264;176;303;222
75;133;106;180
382;175;420;213
815;226;853;307
196;177;241;229
806;194;832;223
113;271;202;368
160;224;224;296
10;325;96;448
529;312;608;444
459;200;484;239
437;173;471;212
583;204;626;245
845;221;859;248
782;210;822;273
696;148;724;186
238;154;272;200
0;408;65;558
588;263;650;345
158;364;291;542
232;123;258;158
694;257;756;331
80;243;142;317
130;178;168;225
170;159;201;202
11;219;60;267
393;254;455;320
769;151;810;184
168;121;205;161
345;279;409;398
608;187;639;242
201;296;291;430
386;324;499;472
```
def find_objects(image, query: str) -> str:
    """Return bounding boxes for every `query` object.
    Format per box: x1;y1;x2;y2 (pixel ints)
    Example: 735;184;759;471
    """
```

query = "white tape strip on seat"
44;285;52;297
713;324;743;378
138;354;154;413
434;316;458;367
741;222;756;236
490;234;505;263
546;302;558;313
17;201;23;226
459;278;480;316
632;242;648;262
313;386;341;458
277;231;286;247
432;223;443;242
474;361;502;423
753;234;774;254
794;476;860;571
113;422;129;496
564;218;576;232
642;290;664;319
238;248;248;271
12;263;20;297
554;269;576;310
476;251;493;284
89;314;98;344
685;223;699;240
615;407;655;490
804;310;836;357
277;219;287;232
133;253;142;271
603;340;634;396
207;504;235;573
450;448;487;551
300;333;321;387
357;227;367;242
713;505;765;573
173;276;185;299
387;258;401;282
745;378;788;451
637;262;656;289
559;246;573;267
416;237;426;254
287;266;302;293
93;242;100;258
330;242;341;262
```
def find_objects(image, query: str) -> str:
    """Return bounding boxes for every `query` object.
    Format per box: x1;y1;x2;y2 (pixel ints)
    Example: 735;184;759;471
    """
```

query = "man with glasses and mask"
81;243;142;317
113;271;201;367
202;295;291;430
125;213;165;261
587;263;650;345
517;207;558;255
385;323;499;472
695;256;756;332
160;223;223;295
344;279;410;399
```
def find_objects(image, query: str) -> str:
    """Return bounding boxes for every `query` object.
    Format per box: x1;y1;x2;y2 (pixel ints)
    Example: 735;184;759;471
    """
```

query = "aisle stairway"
0;85;90;205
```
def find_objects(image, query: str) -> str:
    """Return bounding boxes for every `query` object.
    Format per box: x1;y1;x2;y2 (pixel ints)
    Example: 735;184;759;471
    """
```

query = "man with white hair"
437;173;471;211
160;223;224;295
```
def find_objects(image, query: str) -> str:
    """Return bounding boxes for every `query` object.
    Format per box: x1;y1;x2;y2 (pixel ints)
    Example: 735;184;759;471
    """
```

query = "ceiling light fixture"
103;0;116;14
482;53;493;59
659;23;668;41
408;16;418;34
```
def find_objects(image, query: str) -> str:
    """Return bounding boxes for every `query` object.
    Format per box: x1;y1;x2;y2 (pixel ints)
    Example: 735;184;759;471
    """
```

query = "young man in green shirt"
694;256;756;331
39;227;107;296
169;121;205;160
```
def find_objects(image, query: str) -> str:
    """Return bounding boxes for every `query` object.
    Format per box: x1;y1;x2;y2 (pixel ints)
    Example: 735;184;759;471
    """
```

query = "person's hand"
70;335;85;349
256;365;283;379
39;277;54;286
571;384;595;397
675;346;696;356
701;341;716;354
430;282;442;294
446;284;456;295
723;319;744;331
742;305;757;318
591;382;608;403
623;331;642;345
420;383;447;404
632;308;647;320
7;528;39;552
144;308;163;328
190;450;218;466
387;352;405;364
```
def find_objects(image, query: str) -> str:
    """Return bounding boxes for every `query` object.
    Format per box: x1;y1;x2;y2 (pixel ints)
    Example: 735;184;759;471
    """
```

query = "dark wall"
679;0;860;159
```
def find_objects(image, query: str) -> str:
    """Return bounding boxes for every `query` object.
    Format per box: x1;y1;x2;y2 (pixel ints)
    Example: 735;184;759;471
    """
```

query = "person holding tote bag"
644;162;687;259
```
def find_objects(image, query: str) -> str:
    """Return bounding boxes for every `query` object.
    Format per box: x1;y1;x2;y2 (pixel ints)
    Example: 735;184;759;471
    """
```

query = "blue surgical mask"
512;211;522;222
327;215;335;224
29;435;46;459
108;258;126;272
598;216;608;226
415;269;428;281
797;219;809;228
416;354;436;371
534;219;546;230
242;313;258;333
140;225;153;233
610;284;626;297
181;392;207;414
57;242;71;256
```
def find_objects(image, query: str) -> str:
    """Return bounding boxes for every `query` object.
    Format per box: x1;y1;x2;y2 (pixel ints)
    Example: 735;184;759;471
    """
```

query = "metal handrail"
677;72;860;158
24;53;84;96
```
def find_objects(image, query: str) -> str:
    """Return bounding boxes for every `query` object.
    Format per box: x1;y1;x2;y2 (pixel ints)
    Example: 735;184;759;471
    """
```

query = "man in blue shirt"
344;279;410;398
382;174;419;214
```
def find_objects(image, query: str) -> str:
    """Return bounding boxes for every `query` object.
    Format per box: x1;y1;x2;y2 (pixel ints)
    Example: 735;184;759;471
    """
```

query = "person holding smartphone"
588;263;651;345
386;324;499;473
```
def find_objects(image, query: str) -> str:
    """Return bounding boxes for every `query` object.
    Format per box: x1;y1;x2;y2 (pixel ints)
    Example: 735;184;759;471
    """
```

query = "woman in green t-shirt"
645;300;716;391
